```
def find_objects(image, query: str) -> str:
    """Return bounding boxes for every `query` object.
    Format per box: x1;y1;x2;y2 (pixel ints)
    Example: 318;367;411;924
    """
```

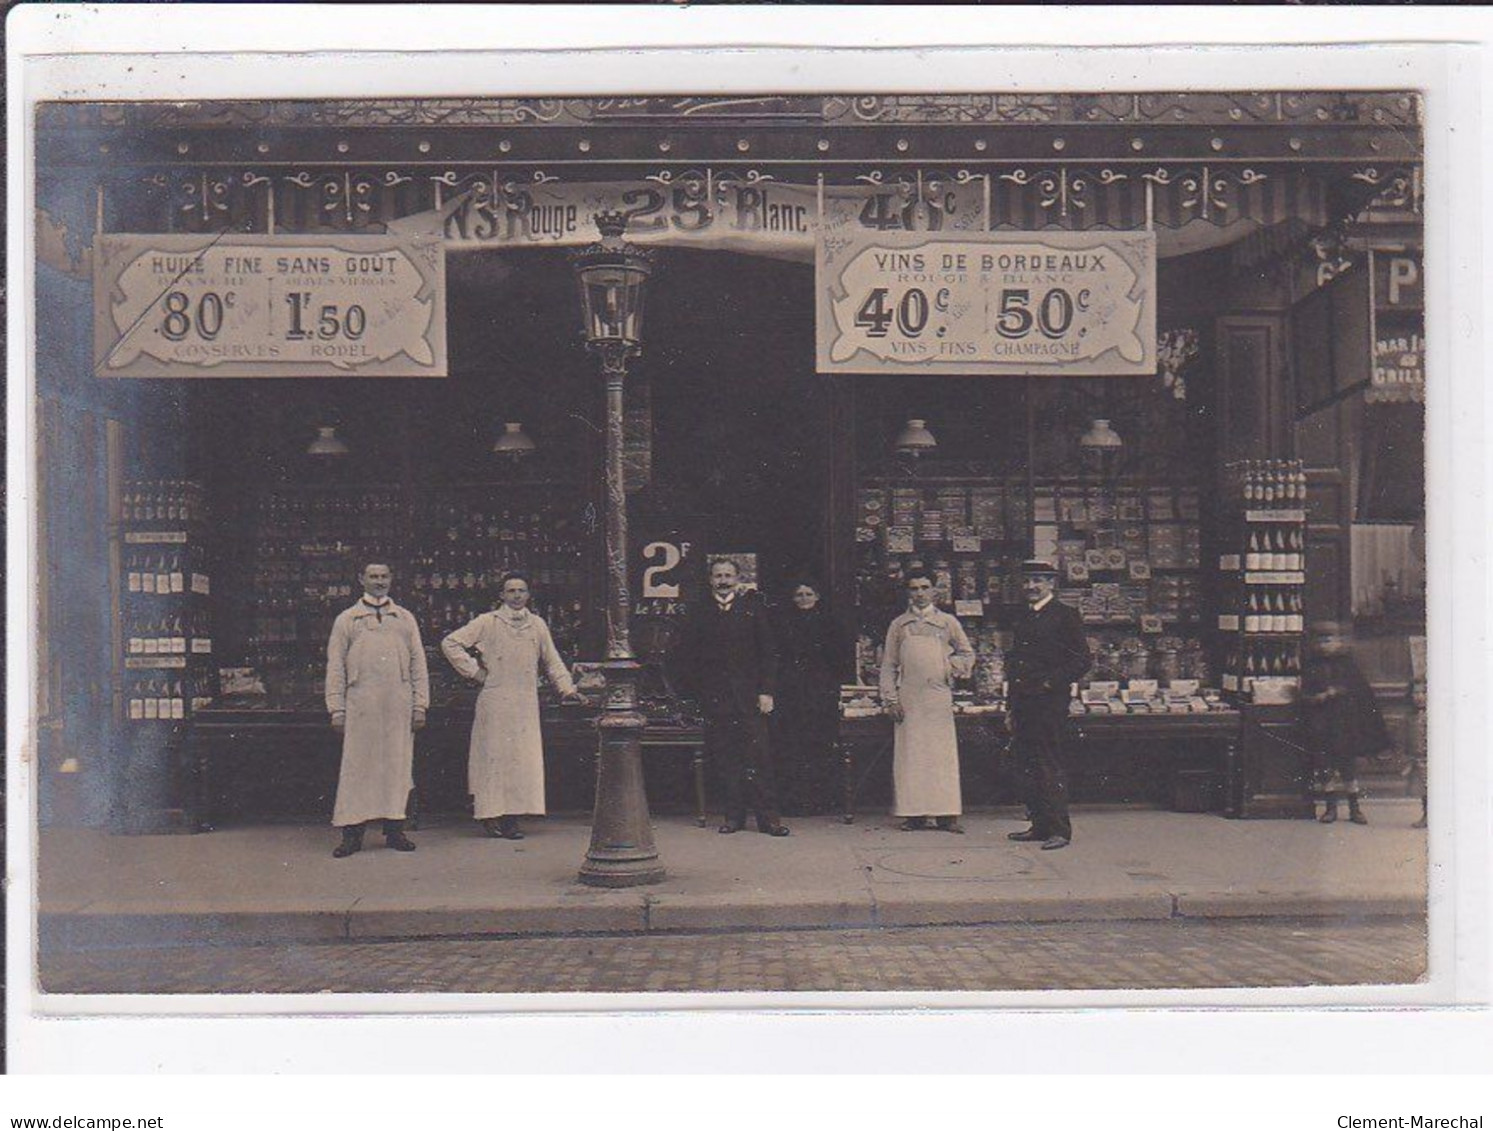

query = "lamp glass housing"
492;421;538;457
1079;418;1124;450
306;425;349;456
894;418;938;455
576;264;650;346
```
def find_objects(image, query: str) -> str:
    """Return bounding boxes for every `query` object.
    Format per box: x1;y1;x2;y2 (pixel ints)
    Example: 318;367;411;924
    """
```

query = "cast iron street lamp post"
571;212;666;887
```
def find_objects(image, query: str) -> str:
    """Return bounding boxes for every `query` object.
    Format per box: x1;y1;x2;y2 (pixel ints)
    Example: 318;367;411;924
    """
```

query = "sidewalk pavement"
37;804;1428;950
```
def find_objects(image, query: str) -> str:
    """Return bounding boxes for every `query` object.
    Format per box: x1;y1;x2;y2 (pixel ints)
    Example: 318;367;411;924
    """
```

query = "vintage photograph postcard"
12;16;1481;1051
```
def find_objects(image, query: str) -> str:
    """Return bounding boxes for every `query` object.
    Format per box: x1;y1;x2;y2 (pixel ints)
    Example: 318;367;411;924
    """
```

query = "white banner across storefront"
387;177;989;262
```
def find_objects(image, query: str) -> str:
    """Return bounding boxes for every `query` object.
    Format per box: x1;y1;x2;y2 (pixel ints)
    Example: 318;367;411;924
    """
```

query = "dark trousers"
338;819;405;840
1010;695;1072;841
703;712;781;828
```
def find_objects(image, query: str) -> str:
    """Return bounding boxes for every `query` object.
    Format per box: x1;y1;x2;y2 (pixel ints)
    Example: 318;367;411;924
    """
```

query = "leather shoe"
717;822;745;835
332;829;364;858
936;819;966;835
1040;836;1070;851
384;833;417;852
1007;828;1045;842
759;824;791;837
899;818;929;832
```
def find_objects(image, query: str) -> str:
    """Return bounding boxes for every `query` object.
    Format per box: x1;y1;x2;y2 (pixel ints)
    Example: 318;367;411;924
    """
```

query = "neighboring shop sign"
816;230;1157;376
1369;248;1424;404
1373;249;1423;310
389;177;987;262
93;234;446;378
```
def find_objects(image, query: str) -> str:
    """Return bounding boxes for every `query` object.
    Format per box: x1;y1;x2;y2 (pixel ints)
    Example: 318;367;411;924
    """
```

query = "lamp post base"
579;659;666;888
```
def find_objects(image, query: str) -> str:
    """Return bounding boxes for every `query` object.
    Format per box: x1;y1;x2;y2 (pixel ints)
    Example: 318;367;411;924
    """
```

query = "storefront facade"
32;92;1425;829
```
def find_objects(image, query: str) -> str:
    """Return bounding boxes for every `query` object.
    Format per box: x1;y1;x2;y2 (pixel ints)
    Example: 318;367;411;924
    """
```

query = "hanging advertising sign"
387;177;987;262
816;230;1156;376
1373;249;1423;310
93;233;446;378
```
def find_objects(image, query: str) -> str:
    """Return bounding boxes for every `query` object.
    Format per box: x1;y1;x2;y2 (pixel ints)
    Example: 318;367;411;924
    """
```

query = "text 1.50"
284;292;367;341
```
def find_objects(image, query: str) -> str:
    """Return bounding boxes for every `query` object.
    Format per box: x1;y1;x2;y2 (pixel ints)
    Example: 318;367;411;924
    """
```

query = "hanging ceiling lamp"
1079;418;1123;450
893;418;938;456
492;421;538;459
306;425;350;456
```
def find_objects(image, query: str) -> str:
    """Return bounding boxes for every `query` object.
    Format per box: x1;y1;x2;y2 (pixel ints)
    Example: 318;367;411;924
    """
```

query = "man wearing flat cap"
1005;560;1091;850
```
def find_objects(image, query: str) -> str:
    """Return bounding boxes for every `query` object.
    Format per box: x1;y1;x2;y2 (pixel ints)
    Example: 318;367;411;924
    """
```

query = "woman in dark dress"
773;581;848;817
1300;622;1395;824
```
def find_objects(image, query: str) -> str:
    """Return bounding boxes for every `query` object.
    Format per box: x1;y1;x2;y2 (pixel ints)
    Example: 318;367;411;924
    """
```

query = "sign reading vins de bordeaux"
93;234;446;378
816;230;1156;376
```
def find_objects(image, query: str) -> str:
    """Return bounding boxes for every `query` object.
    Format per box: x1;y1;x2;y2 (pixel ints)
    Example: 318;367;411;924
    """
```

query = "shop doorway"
639;249;831;605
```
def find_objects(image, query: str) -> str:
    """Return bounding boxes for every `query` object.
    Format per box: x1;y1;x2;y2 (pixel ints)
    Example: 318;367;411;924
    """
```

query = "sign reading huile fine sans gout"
817;229;1156;376
93;234;447;378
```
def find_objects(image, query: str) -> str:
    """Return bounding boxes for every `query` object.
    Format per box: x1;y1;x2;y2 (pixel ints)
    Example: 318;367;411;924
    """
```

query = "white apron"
880;609;973;817
442;610;576;819
325;602;429;827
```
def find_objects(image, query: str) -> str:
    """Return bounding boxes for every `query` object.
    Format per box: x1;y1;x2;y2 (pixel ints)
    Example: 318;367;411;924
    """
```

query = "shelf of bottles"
403;484;587;670
242;482;588;706
852;475;1212;707
248;486;406;703
1216;459;1308;700
121;479;217;725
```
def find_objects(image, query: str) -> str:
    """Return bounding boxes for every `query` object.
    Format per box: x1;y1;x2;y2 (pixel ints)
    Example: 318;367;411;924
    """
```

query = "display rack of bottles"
852;473;1210;700
120;479;217;724
243;481;586;704
246;486;405;700
1217;459;1309;698
404;483;586;664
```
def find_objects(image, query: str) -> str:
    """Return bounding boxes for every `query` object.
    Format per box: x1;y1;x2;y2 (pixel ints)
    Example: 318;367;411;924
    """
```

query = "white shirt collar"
713;589;739;607
1031;593;1054;613
907;602;938;621
361;595;391;608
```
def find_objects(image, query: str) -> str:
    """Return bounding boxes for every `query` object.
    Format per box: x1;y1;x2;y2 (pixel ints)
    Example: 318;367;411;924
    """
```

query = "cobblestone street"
41;916;1426;995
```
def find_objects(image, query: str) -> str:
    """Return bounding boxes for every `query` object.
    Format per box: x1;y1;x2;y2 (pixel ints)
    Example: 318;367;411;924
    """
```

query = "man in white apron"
880;569;975;832
325;563;430;858
440;572;585;840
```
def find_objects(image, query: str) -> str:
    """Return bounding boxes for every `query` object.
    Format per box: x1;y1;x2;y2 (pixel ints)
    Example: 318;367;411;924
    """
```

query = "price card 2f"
817;230;1155;376
93;233;446;378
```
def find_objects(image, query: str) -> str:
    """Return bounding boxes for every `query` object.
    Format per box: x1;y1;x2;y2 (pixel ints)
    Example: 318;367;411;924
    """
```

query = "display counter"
188;699;1247;829
836;707;1243;822
186;701;711;830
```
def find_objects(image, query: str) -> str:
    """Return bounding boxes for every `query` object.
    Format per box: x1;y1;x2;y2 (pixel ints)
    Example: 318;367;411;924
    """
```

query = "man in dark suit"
1006;560;1092;850
673;557;790;836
